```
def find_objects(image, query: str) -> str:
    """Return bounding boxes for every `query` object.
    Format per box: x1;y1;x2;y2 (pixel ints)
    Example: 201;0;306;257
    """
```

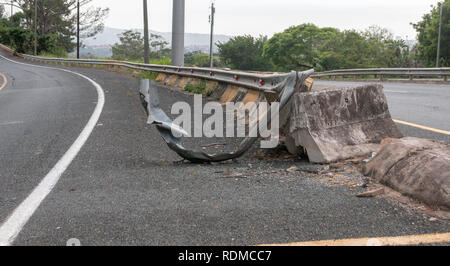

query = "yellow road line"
0;72;7;91
393;119;450;136
261;232;450;246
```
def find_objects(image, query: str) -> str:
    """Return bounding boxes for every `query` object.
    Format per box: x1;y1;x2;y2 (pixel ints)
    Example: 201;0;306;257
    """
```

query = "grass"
140;71;159;80
122;57;171;65
184;80;213;97
38;52;67;58
184;80;212;96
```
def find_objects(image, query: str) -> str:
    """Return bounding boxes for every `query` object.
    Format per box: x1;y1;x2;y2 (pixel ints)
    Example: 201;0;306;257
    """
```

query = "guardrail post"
444;75;448;82
409;75;413;81
379;75;384;81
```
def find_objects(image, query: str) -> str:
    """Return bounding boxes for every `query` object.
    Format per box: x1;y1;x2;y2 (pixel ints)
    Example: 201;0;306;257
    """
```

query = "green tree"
317;30;369;70
112;30;144;61
217;35;273;71
112;30;168;61
264;23;413;71
4;0;109;54
185;50;220;67
263;24;339;71
412;0;449;67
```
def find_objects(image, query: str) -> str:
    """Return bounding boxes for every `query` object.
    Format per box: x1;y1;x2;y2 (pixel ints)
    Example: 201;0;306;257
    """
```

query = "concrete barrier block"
289;84;403;163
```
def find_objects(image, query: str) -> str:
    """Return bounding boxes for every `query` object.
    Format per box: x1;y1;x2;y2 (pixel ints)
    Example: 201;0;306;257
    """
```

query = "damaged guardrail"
140;71;313;163
0;44;404;164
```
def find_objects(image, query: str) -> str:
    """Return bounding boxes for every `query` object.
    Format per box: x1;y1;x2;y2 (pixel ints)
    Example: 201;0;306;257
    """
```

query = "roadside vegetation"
111;30;170;65
0;0;108;57
184;80;210;96
217;1;449;71
0;0;447;70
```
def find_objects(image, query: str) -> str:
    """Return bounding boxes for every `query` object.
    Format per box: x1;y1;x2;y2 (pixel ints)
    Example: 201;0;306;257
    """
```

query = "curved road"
0;51;449;246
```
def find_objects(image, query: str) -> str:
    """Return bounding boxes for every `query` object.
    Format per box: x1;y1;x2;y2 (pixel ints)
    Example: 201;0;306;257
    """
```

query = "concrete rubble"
364;137;450;210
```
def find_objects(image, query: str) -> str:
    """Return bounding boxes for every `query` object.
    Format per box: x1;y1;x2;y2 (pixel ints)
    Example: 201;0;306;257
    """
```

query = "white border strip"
0;54;105;246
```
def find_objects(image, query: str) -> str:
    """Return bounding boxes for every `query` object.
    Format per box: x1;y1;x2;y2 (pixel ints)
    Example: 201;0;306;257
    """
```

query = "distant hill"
79;27;232;58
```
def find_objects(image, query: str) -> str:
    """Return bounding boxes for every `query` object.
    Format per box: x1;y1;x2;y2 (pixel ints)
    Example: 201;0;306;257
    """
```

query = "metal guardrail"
313;68;450;81
0;44;290;92
2;44;448;85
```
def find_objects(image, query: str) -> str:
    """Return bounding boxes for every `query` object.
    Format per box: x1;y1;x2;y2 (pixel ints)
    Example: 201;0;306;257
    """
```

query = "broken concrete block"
364;137;450;210
289;84;403;163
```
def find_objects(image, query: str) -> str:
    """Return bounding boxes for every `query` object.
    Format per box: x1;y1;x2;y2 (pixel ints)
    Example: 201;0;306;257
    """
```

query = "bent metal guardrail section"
0;44;424;164
0;44;314;163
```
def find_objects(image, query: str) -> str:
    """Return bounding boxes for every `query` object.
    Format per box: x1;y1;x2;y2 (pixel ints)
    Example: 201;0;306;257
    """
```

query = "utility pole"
143;0;150;64
171;0;185;66
10;0;13;48
209;2;215;68
436;2;444;67
34;0;37;55
77;0;80;59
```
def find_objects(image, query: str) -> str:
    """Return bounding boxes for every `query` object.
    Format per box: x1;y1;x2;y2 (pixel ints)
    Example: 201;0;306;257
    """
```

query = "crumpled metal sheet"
139;70;314;163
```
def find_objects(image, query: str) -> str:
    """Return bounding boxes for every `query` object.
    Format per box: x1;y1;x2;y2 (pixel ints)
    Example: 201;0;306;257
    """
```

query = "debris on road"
286;166;298;173
363;152;377;163
357;188;385;198
220;173;247;179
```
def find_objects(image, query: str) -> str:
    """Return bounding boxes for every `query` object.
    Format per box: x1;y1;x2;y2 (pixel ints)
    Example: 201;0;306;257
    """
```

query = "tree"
112;30;168;61
185;50;220;67
264;23;413;71
5;0;109;53
149;33;168;59
263;24;339;71
412;0;449;67
217;35;273;71
112;30;144;61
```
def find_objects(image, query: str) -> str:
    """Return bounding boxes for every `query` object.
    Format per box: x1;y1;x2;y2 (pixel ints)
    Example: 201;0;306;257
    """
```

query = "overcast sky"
90;0;440;39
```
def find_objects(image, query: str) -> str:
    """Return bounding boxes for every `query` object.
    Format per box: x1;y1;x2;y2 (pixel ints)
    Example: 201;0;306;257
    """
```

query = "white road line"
0;54;105;246
384;90;409;94
0;121;24;126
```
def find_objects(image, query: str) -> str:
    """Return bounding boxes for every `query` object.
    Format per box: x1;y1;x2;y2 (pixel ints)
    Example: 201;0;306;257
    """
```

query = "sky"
88;0;440;40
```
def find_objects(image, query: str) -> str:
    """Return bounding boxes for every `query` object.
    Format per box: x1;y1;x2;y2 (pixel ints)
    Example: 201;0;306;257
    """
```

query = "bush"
140;71;158;80
184;80;211;95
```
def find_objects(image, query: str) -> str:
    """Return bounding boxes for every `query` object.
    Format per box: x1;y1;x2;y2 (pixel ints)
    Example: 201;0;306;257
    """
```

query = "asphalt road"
0;51;449;246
